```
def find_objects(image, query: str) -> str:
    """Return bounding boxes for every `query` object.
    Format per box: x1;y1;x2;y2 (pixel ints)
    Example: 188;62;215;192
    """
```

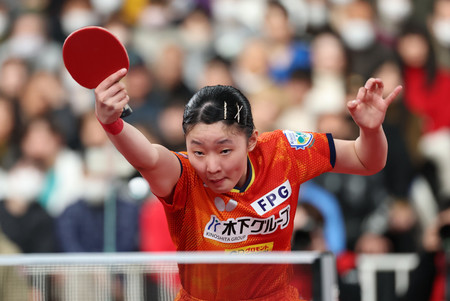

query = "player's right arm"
94;68;181;199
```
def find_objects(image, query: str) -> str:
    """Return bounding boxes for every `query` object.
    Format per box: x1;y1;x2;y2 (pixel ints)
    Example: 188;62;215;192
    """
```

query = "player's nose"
206;155;221;173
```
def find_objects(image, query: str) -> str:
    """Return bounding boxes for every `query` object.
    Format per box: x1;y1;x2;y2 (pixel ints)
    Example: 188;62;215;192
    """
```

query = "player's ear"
247;130;258;152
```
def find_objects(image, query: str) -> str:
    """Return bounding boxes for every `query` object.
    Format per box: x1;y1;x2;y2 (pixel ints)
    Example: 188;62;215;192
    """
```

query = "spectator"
375;0;414;47
248;84;288;133
428;0;450;69
152;42;194;105
275;68;315;132
330;0;395;81
232;37;289;132
385;199;421;253
0;10;62;72
0;57;30;102
18;70;79;149
0;1;445;298
155;100;187;151
397;21;450;203
59;0;100;38
19;115;84;217
263;0;311;84
210;0;263;60
232;37;274;95
301;0;333;36
197;56;235;89
0;159;56;253
303;31;348;120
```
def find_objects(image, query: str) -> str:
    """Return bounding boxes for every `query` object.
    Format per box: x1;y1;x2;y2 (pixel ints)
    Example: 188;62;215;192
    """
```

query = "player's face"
186;122;257;194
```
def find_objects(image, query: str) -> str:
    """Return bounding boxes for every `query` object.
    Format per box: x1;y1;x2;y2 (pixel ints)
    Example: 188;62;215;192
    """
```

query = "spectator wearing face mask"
329;0;395;81
0;159;56;253
302;0;333;36
428;0;450;69
59;0;100;38
0;10;62;73
375;0;413;47
209;0;265;61
57;0;124;41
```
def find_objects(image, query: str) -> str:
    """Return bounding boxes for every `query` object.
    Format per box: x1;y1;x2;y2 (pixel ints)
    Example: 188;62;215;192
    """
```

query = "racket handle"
120;104;133;118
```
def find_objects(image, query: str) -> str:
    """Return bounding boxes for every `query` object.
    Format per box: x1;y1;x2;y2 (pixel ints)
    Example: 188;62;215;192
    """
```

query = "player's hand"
347;78;402;132
94;68;129;124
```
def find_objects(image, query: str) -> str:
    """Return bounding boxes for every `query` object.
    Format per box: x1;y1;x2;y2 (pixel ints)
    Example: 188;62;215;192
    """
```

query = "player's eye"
194;151;204;156
221;149;231;155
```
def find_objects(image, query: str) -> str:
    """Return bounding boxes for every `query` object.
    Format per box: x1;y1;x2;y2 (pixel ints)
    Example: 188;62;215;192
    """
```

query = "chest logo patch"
251;180;292;216
203;205;290;244
214;197;238;212
283;130;314;150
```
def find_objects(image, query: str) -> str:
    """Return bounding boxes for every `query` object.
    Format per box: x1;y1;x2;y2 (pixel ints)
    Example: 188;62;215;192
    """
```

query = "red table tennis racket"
63;26;132;118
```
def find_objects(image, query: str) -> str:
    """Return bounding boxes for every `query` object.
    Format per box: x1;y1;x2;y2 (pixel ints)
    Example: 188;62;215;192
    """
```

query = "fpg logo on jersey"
251;180;292;216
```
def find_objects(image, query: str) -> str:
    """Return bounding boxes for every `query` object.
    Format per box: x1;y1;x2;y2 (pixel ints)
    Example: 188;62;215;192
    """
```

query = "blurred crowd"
0;0;449;300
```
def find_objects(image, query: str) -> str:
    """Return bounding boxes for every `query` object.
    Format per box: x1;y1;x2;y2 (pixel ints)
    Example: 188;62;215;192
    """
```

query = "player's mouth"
209;178;226;185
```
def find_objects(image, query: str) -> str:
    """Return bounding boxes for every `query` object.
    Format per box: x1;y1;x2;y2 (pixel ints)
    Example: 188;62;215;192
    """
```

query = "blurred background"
0;0;449;300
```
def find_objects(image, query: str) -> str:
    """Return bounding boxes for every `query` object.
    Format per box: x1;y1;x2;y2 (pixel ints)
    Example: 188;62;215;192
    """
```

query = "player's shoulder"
172;151;195;180
258;129;318;149
257;129;285;143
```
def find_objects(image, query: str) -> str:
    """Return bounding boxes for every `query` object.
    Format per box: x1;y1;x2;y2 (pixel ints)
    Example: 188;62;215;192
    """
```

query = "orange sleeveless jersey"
159;130;335;300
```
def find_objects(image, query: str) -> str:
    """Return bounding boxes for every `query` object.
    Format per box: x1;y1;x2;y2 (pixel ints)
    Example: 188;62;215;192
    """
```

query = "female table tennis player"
94;68;402;301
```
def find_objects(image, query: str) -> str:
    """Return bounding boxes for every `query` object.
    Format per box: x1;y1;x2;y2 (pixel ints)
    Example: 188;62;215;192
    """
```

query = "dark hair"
21;114;64;143
396;20;437;85
267;0;289;18
182;85;255;138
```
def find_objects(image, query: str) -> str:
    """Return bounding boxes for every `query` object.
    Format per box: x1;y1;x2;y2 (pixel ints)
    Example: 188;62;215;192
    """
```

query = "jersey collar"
230;157;254;193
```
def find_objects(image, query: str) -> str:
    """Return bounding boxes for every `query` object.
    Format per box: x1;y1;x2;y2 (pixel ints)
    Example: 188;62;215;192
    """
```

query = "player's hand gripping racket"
63;26;132;118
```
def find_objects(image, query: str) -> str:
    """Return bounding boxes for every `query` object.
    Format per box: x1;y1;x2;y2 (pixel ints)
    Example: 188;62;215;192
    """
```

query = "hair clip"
235;104;242;123
224;101;227;119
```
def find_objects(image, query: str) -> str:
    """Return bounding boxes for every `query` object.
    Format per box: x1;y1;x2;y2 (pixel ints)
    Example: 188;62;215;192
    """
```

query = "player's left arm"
332;78;403;175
